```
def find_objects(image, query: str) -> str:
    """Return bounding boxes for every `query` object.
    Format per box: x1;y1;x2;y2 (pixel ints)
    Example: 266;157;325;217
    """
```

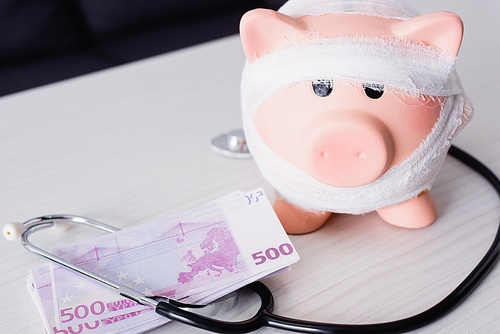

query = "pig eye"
312;80;333;97
363;83;384;99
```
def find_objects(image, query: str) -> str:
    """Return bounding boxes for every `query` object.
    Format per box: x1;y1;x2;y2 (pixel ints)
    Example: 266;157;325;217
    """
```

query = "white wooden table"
1;0;499;333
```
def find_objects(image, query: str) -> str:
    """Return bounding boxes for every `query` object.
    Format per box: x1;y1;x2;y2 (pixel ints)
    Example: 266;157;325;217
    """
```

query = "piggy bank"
240;0;473;234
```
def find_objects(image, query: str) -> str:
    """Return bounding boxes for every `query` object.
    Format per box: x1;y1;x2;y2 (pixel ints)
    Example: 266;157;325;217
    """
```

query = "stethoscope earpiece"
3;222;24;241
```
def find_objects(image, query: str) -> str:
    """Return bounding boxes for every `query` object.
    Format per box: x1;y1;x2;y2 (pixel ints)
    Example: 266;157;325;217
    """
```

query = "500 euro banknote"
43;189;299;329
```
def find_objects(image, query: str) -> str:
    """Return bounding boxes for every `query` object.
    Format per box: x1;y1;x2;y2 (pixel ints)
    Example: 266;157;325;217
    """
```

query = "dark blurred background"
0;0;286;97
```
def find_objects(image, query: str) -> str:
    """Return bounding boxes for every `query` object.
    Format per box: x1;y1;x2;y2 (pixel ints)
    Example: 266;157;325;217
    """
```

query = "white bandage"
240;0;473;214
242;36;462;118
279;0;419;20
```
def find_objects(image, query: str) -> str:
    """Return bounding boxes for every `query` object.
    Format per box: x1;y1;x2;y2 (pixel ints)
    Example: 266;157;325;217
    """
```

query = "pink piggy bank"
240;0;473;234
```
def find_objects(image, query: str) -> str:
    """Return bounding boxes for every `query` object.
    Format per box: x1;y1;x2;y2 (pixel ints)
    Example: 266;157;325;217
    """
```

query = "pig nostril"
357;151;369;159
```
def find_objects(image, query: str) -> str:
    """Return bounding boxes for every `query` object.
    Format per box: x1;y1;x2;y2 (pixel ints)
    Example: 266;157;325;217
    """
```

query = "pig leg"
376;190;437;228
273;198;332;234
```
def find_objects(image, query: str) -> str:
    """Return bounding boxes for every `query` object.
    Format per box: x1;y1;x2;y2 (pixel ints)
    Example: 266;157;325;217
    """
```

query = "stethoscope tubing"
15;145;500;334
152;145;500;333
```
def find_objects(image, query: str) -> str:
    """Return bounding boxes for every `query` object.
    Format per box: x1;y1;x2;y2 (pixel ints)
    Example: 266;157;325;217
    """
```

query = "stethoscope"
4;143;500;334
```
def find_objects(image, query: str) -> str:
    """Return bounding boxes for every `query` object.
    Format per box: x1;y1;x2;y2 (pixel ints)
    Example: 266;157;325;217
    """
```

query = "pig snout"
301;111;395;188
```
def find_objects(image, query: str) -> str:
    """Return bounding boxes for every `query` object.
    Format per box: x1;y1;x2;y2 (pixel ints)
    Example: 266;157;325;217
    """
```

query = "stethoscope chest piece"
211;129;251;158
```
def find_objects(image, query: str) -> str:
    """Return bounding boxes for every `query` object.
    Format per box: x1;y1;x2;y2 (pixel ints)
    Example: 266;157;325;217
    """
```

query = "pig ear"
393;12;463;57
240;9;307;63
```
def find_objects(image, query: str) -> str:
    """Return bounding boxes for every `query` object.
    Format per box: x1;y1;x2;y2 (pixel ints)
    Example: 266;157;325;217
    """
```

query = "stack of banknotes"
26;189;299;334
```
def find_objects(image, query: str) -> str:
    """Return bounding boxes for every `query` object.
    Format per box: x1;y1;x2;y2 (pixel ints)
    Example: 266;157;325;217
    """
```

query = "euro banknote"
27;262;168;334
27;189;299;333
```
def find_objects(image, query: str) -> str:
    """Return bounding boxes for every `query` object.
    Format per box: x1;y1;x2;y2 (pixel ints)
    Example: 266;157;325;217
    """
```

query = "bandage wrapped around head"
241;0;473;214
